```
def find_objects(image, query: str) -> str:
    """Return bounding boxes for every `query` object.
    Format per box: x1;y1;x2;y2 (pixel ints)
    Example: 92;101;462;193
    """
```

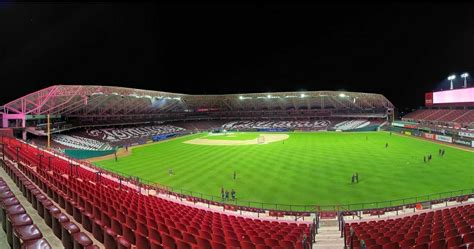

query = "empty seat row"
1;136;312;249
345;203;474;249
1;159;99;249
0;175;51;249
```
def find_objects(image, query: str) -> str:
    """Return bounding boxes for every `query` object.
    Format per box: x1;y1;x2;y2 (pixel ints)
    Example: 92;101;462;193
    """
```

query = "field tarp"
152;133;177;142
64;148;117;159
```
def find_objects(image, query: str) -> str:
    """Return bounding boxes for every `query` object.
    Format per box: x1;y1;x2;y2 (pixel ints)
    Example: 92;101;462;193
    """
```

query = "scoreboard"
425;87;474;106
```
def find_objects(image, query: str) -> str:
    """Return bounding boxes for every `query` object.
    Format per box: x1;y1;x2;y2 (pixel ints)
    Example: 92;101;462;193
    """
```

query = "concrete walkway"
0;218;8;249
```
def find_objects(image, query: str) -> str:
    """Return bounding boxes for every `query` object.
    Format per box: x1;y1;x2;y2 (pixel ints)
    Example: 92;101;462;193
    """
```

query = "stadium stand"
1;137;312;249
85;125;185;143
52;134;113;151
171;120;228;131
344;204;474;249
222;120;332;130
332;120;370;131
220;119;383;131
403;109;474;128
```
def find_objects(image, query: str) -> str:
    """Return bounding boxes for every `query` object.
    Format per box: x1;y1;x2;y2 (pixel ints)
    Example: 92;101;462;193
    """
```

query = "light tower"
461;73;469;88
447;74;456;90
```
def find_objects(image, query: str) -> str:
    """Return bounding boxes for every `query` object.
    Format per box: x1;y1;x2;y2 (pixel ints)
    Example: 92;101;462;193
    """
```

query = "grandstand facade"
0;85;394;134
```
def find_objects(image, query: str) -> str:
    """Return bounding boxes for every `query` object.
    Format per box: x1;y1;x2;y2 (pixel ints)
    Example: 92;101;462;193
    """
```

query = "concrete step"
313;246;343;249
316;234;342;239
318;226;340;231
320;219;339;226
314;221;344;249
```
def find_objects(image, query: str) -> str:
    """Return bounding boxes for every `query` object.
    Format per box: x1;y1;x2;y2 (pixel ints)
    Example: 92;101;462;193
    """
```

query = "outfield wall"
390;125;474;148
64;148;117;159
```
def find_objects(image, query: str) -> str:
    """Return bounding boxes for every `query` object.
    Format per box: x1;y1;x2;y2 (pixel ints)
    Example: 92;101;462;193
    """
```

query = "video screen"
433;88;474;104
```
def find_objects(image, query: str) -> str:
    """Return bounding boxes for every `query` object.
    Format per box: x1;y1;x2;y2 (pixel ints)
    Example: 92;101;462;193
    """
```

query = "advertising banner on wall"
458;131;474;138
435;134;453;143
391;122;405;127
404;131;412;136
453;138;473;147
423;133;435;140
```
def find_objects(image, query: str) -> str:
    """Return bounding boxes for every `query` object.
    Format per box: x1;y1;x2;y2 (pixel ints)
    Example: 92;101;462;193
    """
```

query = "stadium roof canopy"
1;85;394;118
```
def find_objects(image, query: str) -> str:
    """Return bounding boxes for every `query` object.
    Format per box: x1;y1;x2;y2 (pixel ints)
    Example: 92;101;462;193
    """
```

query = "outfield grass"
204;132;260;140
94;132;474;209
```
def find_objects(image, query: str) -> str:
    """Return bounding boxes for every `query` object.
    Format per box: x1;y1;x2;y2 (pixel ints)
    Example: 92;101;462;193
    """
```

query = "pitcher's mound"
184;134;289;146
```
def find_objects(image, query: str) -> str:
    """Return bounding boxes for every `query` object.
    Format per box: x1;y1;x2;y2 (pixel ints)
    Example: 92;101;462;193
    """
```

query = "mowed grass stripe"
94;132;474;206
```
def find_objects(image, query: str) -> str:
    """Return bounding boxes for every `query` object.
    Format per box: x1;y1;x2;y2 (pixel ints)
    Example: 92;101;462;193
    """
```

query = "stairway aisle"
313;219;344;249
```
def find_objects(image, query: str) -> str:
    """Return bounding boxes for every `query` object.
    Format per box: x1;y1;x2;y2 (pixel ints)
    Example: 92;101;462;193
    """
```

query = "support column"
2;116;8;128
47;114;51;148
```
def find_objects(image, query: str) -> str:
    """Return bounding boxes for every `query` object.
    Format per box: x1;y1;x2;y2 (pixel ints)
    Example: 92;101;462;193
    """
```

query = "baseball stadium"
2;2;474;249
0;84;473;249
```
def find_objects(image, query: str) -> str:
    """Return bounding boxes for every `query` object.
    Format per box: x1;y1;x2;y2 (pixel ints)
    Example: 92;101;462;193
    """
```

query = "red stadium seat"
416;236;430;245
382;242;399;249
447;236;463;248
412;243;429;249
162;233;176;249
176;239;192;249
242;241;256;249
196;236;211;249
430;240;447;249
399;239;415;248
463;233;474;244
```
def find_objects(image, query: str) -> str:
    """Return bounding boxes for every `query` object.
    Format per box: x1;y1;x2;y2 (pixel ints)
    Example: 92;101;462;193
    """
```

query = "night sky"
1;2;474;110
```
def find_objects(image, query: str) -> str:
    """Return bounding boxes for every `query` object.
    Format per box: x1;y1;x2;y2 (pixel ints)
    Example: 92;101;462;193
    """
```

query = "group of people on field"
351;173;359;184
221;187;236;201
423;148;446;163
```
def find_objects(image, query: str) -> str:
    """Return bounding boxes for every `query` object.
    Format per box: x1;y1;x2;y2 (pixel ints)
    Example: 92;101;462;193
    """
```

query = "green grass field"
94;132;474;209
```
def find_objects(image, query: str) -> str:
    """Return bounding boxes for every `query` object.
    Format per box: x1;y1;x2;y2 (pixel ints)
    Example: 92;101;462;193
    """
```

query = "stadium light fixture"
447;74;456;90
339;93;346;98
267;94;271;98
300;93;305;98
239;96;243;100
461;72;469;88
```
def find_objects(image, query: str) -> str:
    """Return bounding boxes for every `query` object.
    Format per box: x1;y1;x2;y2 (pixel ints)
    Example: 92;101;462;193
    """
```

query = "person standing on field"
233;171;236;180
